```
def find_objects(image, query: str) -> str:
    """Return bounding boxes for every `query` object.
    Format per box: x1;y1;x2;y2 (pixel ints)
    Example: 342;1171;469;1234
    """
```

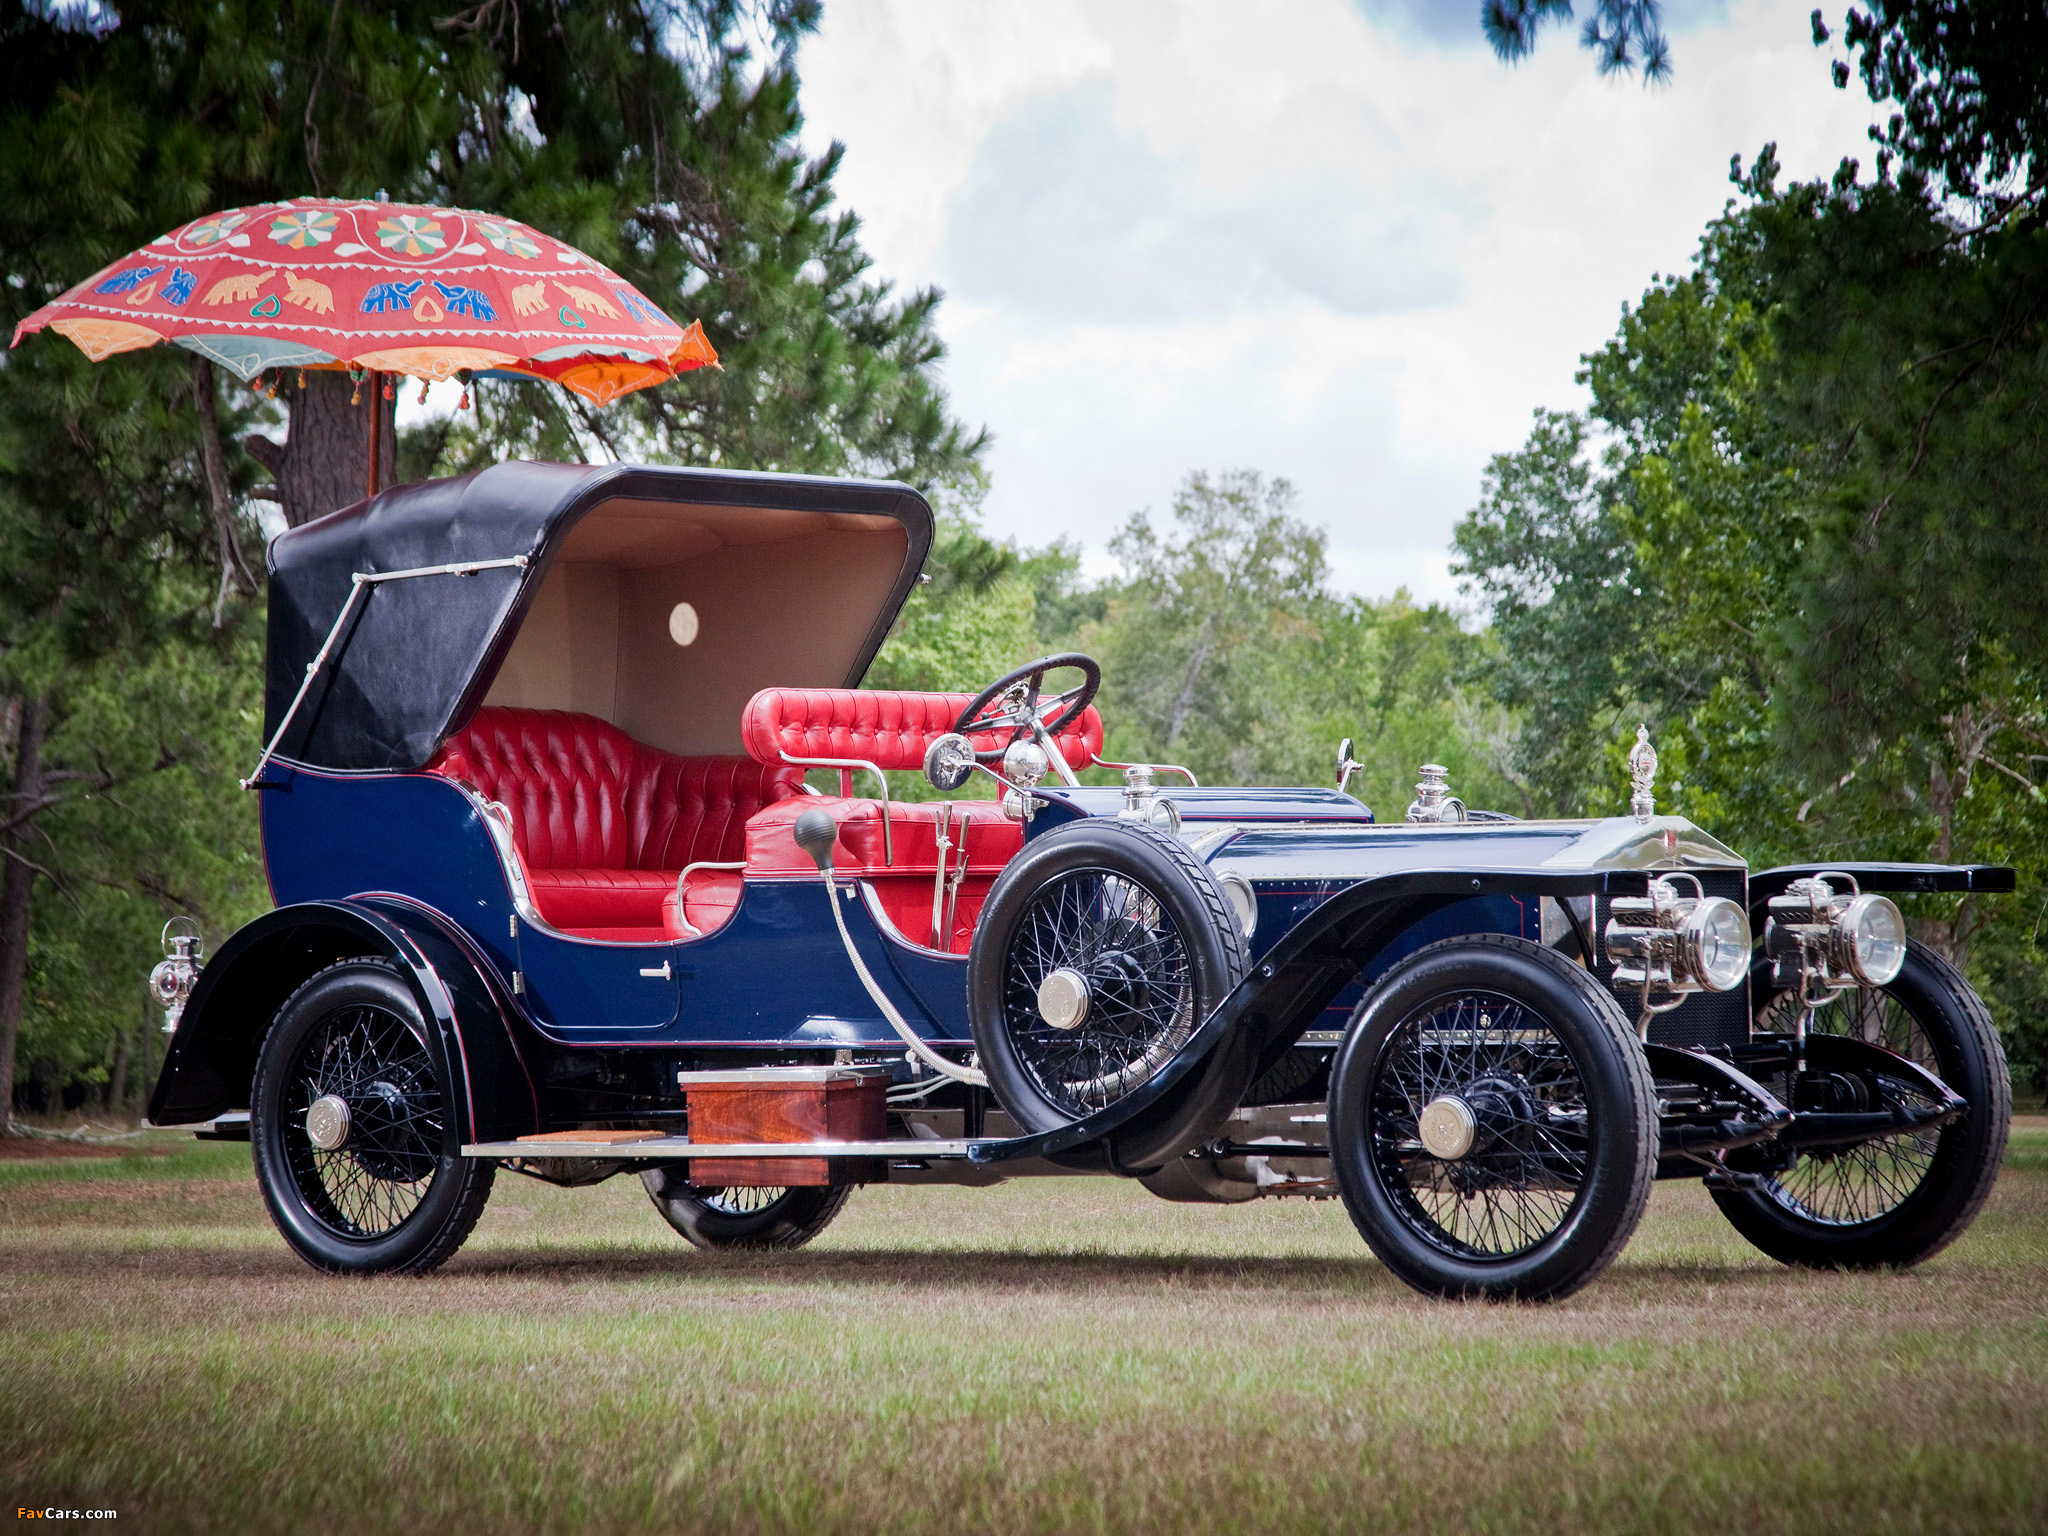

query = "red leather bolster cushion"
523;869;676;930
746;797;1023;877
740;688;1104;774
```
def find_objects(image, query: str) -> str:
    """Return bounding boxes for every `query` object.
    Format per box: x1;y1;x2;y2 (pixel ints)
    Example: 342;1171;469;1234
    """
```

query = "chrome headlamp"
1603;874;1752;1032
1764;874;1906;1002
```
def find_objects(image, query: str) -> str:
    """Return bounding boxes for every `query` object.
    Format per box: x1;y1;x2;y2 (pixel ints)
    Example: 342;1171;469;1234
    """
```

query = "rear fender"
974;866;1656;1173
147;899;538;1143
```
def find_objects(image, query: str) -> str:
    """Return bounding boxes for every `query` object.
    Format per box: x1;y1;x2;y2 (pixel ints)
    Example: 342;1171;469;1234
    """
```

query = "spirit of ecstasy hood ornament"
1628;724;1658;821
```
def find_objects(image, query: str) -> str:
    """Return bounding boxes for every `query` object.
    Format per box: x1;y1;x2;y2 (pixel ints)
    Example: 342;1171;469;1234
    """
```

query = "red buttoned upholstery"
427;708;806;940
744;796;1023;876
741;688;1104;774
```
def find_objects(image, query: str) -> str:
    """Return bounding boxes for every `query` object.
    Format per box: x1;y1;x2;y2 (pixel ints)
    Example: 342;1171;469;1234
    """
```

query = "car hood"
1200;814;1745;882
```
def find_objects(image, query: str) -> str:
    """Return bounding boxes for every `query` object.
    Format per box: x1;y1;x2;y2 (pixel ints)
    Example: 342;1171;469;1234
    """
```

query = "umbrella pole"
365;369;382;500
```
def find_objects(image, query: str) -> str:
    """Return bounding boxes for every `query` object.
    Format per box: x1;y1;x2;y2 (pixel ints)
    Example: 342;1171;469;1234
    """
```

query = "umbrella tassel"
417;380;429;406
382;377;394;401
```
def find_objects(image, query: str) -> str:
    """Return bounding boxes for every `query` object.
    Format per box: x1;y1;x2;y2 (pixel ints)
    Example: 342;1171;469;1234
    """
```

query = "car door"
514;921;681;1034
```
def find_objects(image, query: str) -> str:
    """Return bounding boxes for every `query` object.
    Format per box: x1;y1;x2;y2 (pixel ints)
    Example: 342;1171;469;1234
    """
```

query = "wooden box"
678;1066;889;1187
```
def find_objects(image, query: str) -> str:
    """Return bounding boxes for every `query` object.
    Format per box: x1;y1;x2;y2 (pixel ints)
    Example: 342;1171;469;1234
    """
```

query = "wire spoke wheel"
253;960;492;1275
1755;986;1942;1225
697;1186;787;1216
284;1003;442;1238
640;1169;850;1250
1368;990;1590;1259
1711;942;2009;1271
1331;936;1656;1301
1002;868;1195;1118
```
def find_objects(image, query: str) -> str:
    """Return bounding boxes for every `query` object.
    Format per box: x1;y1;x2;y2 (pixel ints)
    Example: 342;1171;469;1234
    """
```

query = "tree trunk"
244;371;396;529
0;694;50;1133
192;358;260;626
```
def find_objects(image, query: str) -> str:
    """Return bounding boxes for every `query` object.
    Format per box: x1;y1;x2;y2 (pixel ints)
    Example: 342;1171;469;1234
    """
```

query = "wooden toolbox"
677;1066;890;1187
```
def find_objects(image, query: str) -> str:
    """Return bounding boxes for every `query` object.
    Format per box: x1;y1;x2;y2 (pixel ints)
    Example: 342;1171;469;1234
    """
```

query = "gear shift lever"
791;810;986;1088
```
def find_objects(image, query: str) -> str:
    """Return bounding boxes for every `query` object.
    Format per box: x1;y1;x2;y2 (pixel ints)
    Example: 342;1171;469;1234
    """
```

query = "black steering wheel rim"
953;653;1102;763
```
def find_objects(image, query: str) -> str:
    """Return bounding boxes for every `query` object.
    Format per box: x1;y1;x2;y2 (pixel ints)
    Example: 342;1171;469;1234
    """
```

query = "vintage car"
146;463;2015;1300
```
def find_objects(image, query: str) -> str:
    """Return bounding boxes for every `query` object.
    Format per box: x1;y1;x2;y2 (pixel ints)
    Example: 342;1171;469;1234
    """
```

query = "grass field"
4;1123;2047;1535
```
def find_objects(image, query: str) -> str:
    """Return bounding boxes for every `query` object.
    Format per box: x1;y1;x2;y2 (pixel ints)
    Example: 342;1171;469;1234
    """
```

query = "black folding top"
263;461;934;773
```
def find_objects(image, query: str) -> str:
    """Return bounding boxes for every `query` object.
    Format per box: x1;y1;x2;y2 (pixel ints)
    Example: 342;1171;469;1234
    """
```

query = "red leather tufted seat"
428;707;805;941
741;687;1104;773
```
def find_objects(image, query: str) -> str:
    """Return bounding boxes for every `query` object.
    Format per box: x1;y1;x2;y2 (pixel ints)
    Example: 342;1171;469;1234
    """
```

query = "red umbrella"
11;196;719;494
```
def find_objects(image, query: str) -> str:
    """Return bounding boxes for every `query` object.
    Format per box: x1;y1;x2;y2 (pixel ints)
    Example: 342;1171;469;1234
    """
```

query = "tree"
1816;0;2048;208
1452;164;2048;1086
1482;0;1671;84
0;0;987;1122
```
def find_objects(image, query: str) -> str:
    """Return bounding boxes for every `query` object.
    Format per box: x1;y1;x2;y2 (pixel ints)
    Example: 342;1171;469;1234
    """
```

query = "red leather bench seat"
742;687;1104;773
428;707;805;941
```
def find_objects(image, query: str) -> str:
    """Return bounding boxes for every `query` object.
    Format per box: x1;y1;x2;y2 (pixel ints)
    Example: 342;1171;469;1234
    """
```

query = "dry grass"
3;1123;2046;1535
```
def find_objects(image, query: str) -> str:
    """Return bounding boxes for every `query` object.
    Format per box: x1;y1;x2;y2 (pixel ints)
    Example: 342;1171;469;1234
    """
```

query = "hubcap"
1037;967;1091;1031
1417;1095;1477;1160
305;1093;351;1151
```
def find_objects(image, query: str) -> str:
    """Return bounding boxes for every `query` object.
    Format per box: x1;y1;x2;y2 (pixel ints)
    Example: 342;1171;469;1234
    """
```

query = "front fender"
1747;862;2014;929
147;899;538;1143
973;865;1656;1173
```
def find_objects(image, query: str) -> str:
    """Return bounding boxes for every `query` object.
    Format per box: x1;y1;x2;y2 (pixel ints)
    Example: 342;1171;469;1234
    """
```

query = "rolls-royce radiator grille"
1592;869;1752;1052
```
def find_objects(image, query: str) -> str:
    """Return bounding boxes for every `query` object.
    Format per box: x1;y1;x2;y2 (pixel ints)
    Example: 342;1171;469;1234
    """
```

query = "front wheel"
1329;935;1658;1301
1710;942;2009;1270
967;817;1249;1137
641;1168;850;1250
252;960;494;1275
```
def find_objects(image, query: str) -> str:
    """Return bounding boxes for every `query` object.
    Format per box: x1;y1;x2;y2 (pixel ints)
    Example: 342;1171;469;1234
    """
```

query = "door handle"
639;961;672;981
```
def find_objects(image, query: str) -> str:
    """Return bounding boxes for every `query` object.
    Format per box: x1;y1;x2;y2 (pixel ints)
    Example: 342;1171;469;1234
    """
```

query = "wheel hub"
305;1093;351;1151
1037;967;1091;1031
1418;1095;1477;1160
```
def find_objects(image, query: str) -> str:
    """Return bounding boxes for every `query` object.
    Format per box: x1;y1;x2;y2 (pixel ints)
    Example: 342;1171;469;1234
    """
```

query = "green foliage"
1819;0;2048;206
1452;151;2048;1087
1482;0;1671;84
0;0;986;1113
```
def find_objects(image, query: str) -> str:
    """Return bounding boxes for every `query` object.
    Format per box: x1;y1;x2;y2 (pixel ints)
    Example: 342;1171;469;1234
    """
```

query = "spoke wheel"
1330;935;1657;1301
253;960;493;1275
641;1168;850;1250
1368;991;1590;1260
969;818;1249;1158
285;1004;442;1236
1004;869;1196;1118
1755;984;1942;1226
1711;942;2009;1269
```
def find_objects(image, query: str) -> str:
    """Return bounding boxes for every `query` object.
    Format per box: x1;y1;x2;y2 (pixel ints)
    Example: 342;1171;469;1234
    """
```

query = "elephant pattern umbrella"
11;196;718;407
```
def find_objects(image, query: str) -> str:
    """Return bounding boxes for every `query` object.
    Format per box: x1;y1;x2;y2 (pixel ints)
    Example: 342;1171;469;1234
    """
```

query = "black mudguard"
974;865;1657;1175
148;898;538;1144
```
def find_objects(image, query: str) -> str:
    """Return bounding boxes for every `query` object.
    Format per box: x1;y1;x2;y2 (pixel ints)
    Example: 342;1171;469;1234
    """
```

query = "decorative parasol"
10;196;719;496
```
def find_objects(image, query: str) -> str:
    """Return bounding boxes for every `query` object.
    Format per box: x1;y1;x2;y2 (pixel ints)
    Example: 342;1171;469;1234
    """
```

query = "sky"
792;0;1889;605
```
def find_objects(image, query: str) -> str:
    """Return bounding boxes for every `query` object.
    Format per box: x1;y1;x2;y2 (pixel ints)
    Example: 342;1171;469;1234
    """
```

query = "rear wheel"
1329;935;1658;1301
252;960;493;1275
640;1168;850;1250
1710;942;2009;1269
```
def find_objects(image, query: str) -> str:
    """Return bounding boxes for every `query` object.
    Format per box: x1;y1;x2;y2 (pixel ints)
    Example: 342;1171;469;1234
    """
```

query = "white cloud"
798;0;1885;603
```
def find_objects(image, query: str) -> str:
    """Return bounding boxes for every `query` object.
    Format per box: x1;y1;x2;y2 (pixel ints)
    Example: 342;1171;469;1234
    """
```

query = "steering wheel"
953;654;1102;763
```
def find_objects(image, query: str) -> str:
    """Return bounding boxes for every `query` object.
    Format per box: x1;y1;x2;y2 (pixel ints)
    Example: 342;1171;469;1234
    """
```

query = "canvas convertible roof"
263;461;934;773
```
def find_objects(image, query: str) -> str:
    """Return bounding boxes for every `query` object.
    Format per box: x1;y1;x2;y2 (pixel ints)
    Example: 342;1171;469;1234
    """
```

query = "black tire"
1329;935;1658;1301
1710;942;2010;1269
640;1167;850;1250
252;959;494;1275
967;816;1250;1132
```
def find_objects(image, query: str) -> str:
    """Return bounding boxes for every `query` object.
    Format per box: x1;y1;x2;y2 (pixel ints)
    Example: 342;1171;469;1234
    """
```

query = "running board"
463;1135;1000;1161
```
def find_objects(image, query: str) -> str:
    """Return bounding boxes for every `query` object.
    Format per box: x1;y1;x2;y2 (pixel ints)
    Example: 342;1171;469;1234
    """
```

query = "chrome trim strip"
463;1135;997;1160
779;751;893;863
241;555;530;789
673;861;747;938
